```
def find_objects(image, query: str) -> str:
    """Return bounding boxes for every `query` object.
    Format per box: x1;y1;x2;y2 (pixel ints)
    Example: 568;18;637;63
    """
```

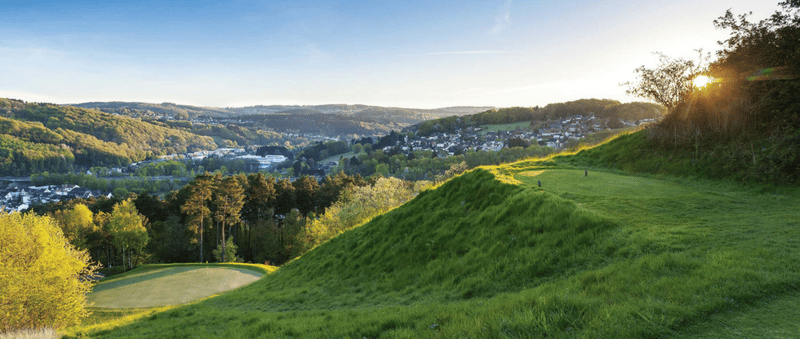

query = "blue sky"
0;0;782;108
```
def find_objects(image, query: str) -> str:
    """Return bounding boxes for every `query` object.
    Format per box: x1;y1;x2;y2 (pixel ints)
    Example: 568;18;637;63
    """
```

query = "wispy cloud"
490;0;513;38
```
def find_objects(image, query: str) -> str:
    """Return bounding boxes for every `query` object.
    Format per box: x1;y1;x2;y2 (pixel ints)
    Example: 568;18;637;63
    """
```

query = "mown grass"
63;263;274;337
89;266;263;308
67;135;800;338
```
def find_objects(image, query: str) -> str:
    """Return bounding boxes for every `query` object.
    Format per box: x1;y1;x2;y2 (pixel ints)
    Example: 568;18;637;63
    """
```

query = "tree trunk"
200;217;204;263
221;220;226;263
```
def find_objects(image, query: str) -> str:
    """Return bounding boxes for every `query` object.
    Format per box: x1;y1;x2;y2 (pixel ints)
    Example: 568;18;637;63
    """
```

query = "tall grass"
66;165;800;338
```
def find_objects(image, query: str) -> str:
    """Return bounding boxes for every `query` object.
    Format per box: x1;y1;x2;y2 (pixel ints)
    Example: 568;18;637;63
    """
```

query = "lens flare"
693;75;711;88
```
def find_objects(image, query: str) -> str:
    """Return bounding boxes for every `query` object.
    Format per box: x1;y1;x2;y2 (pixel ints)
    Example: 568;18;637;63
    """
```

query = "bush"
213;236;242;263
0;212;98;332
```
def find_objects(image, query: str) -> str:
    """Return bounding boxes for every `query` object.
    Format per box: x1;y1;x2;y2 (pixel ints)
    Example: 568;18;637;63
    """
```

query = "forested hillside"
0;99;217;176
238;112;409;136
75;101;492;138
73;101;231;119
408;99;666;136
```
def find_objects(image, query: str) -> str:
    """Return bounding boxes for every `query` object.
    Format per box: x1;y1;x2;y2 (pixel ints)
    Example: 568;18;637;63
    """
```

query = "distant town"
1;114;655;212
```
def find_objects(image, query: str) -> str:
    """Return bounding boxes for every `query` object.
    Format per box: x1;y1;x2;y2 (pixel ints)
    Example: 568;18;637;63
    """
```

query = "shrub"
0;212;98;332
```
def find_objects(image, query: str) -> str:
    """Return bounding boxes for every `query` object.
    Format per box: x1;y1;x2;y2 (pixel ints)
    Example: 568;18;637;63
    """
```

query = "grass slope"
89;264;265;308
70;142;800;338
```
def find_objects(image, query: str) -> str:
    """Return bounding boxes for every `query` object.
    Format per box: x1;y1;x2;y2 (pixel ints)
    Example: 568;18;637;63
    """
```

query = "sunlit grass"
89;266;263;308
67;146;800;338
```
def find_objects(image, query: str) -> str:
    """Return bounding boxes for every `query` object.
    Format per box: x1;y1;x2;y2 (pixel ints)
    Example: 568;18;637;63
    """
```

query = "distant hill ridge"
406;99;666;136
71;101;493;121
0;98;217;176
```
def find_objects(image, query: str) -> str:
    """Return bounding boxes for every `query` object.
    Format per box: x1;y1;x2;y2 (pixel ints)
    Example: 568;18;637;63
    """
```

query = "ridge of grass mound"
556;130;800;186
88;264;272;308
257;169;615;308
69;167;800;338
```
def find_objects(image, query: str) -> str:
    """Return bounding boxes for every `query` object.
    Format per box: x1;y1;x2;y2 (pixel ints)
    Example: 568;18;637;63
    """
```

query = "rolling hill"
0;98;217;176
67;131;800;338
406;99;666;136
72;101;493;138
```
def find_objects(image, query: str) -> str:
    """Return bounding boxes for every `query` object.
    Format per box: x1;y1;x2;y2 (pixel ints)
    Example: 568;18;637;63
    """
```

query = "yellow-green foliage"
302;177;418;250
0;212;97;332
108;200;149;270
53;204;95;250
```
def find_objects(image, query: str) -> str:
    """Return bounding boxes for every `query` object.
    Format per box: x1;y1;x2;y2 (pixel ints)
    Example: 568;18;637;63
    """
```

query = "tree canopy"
0;212;98;332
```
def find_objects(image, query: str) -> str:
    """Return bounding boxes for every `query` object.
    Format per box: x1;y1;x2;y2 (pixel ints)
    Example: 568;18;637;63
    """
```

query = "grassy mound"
69;165;800;338
557;129;800;185
88;264;267;308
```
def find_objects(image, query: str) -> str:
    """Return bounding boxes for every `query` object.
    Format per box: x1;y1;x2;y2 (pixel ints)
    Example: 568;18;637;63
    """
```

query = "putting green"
88;266;263;308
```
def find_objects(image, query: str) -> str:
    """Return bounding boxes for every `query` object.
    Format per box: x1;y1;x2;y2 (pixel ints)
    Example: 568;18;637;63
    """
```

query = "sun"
693;75;711;88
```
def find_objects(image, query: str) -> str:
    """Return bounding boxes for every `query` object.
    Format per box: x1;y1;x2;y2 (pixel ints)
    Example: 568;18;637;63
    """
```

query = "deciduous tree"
622;51;708;109
0;212;98;332
108;199;149;271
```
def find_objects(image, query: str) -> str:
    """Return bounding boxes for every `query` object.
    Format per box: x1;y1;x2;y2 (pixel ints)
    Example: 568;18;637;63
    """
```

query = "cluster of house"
390;115;655;156
1;182;112;212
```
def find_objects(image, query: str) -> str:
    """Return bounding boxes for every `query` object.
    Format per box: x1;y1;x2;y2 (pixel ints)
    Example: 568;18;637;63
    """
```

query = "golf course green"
89;265;265;308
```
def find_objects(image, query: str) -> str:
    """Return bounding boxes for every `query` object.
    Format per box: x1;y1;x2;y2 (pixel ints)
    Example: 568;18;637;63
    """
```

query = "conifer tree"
213;176;244;262
181;174;213;262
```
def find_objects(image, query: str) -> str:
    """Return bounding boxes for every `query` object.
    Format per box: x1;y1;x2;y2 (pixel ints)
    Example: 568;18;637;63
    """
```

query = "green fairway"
88;265;264;308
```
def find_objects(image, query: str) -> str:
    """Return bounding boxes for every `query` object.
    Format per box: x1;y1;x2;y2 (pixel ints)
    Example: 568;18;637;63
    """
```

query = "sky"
0;0;783;109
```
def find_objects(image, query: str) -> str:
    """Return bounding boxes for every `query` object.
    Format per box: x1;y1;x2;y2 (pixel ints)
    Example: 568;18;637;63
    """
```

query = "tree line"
35;171;403;269
626;1;800;183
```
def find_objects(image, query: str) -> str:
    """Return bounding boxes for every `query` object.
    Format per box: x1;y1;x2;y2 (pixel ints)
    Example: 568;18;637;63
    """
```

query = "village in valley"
0;113;655;213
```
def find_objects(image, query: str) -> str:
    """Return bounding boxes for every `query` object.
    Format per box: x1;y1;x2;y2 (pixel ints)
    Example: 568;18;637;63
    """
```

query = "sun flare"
693;75;711;88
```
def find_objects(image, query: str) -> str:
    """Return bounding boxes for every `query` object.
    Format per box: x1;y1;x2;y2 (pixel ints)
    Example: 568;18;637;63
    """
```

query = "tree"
213;236;241;263
0;212;99;332
243;173;276;225
55;204;94;250
622;51;708;109
108;199;149;271
182;174;213;262
274;178;296;217
150;215;196;263
710;1;800;128
213;176;244;263
507;137;530;149
292;175;320;216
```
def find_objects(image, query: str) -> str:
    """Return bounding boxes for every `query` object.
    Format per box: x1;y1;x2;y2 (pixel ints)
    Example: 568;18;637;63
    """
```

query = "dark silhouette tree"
622;51;708;109
292;175;320;216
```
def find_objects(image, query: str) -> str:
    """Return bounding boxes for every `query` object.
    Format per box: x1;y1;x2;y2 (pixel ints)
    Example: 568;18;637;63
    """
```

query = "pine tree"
181;174;213;262
213;176;244;262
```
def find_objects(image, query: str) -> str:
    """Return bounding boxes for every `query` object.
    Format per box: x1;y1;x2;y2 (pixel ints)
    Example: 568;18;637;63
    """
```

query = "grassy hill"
66;131;800;338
